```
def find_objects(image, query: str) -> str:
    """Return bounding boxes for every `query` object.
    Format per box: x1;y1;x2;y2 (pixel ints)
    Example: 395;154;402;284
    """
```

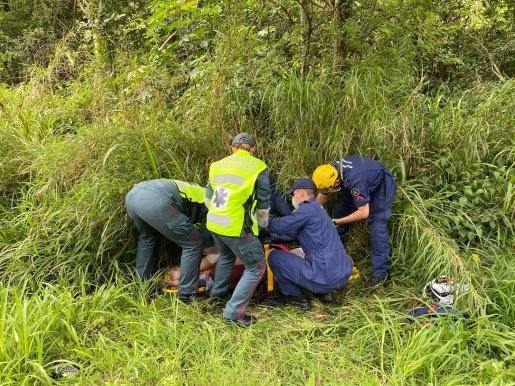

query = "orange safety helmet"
312;164;339;192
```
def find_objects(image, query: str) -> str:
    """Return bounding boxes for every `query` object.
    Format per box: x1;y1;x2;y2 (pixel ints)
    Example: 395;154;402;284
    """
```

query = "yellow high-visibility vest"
206;150;266;236
171;180;206;204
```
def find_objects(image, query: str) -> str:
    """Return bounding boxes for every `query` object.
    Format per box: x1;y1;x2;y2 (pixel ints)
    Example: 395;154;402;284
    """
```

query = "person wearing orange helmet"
312;155;396;288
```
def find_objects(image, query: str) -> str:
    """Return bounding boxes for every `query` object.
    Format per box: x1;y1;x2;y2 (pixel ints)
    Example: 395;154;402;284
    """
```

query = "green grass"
0;64;514;384
0;278;513;385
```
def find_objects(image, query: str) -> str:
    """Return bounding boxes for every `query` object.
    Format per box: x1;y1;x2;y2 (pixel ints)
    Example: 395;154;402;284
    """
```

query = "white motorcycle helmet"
422;276;469;305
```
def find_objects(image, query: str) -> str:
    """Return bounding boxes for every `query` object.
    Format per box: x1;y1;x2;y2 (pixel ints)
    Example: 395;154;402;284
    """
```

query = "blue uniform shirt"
332;155;396;218
269;198;353;287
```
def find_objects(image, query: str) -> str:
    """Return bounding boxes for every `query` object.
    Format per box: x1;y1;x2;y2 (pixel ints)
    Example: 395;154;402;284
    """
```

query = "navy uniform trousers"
125;179;202;294
268;198;353;297
268;249;352;296
334;177;396;279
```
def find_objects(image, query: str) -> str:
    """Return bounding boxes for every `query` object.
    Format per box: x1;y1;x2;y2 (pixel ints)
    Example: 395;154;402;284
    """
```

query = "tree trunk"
333;0;342;71
78;0;105;66
300;0;311;77
333;0;353;68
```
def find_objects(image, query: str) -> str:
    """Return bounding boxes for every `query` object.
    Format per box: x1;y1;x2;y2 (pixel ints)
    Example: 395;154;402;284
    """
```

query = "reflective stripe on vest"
171;180;206;204
206;212;231;227
213;174;245;186
207;150;267;237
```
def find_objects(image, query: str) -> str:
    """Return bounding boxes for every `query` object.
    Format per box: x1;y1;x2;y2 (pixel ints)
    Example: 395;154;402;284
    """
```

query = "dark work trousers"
333;186;396;280
210;232;266;320
269;249;352;296
125;180;202;294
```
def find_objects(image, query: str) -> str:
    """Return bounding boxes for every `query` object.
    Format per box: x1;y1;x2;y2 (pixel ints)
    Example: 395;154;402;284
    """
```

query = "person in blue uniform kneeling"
262;178;354;310
312;155;396;288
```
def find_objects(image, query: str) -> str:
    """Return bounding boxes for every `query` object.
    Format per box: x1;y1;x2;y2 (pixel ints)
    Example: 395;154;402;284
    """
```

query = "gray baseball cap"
232;132;256;146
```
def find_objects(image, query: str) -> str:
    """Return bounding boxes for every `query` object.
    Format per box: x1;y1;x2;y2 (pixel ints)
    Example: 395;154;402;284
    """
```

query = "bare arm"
200;257;216;272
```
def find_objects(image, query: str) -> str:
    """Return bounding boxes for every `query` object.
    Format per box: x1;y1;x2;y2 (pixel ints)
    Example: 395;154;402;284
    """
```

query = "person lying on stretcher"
161;245;244;292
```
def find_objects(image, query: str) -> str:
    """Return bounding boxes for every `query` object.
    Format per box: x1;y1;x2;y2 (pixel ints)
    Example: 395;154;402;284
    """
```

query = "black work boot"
178;292;206;304
283;294;311;311
314;292;334;304
260;292;286;308
364;275;390;289
224;314;257;327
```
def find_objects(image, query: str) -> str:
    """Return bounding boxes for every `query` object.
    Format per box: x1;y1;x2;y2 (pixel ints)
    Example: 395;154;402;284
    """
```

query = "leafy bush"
415;152;514;246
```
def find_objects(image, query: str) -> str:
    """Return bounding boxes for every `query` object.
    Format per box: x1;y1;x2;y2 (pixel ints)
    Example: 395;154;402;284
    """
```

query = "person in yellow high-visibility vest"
205;132;271;327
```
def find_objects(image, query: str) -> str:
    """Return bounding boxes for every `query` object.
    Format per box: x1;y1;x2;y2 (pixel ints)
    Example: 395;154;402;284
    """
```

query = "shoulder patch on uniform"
351;188;360;197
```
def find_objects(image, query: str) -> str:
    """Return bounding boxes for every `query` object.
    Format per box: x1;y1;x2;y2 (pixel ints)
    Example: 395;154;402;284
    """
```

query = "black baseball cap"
286;177;317;195
232;132;256;146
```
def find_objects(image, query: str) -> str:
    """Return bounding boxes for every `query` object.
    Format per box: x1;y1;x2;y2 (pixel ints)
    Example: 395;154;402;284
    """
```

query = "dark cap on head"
286;177;317;195
232;132;256;147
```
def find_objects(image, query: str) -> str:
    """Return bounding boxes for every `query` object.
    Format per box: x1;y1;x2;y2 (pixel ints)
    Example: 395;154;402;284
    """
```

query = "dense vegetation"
0;0;513;384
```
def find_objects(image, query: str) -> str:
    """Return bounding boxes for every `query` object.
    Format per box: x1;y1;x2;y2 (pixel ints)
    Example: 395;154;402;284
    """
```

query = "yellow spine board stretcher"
161;246;360;294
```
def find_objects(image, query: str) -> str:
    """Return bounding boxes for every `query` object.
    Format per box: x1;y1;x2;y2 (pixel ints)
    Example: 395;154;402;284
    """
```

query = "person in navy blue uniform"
312;155;396;288
269;174;292;217
262;178;354;310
